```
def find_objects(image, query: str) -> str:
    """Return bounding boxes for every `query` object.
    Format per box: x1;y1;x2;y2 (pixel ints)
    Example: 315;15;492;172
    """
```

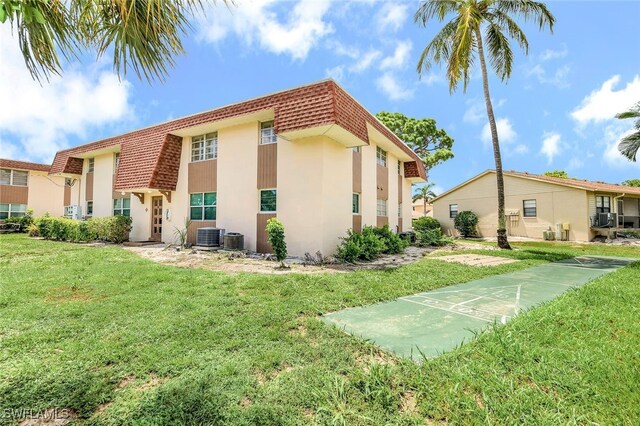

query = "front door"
151;196;163;241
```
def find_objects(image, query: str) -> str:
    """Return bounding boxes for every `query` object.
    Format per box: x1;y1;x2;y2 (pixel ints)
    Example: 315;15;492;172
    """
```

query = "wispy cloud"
525;63;571;88
539;44;569;62
350;49;382;73
540;132;561;164
376;73;414;101
380;40;412;70
571;74;640;126
481;118;517;148
375;2;409;32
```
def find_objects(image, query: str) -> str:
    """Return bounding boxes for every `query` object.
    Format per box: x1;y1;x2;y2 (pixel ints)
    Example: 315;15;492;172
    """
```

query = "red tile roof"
0;159;51;172
50;80;426;190
505;171;640;195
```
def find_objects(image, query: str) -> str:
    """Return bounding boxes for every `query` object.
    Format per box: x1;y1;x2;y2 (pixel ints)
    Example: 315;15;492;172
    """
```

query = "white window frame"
523;199;537;218
191;132;218;162
189;192;217;221
352;193;360;214
86;201;93;216
0;203;26;219
449;204;458;219
260;121;277;145
114;153;121;170
376;199;388;217
376;147;387;167
0;169;28;187
113;198;130;217
397;160;402;176
259;189;277;213
595;195;611;214
87;158;95;173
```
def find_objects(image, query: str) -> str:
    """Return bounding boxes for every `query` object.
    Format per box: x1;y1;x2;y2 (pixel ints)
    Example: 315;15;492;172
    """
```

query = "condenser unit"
196;227;224;247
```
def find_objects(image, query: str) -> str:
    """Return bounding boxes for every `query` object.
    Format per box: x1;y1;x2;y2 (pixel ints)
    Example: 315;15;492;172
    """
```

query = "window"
88;158;95;173
86;201;93;216
352;146;361;153
523;199;537;217
190;192;217;220
398;202;402;218
397;160;402;175
376;199;387;216
260;189;277;212
376;147;387;167
114;153;120;170
0;169;28;186
191;132;218;162
0;203;26;219
260;121;277;144
352;193;360;214
596;196;610;214
449;204;458;218
64;205;73;218
113;198;130;217
617;199;624;216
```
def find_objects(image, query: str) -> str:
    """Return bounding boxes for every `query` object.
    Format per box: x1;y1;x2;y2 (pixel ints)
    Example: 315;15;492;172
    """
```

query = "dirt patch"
125;245;435;274
355;348;397;370
134;374;167;391
400;391;418;415
45;287;99;303
18;408;78;426
434;254;518;267
239;396;252;409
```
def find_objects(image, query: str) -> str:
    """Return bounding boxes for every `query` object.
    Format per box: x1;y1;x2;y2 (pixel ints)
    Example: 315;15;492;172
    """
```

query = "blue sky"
1;0;638;194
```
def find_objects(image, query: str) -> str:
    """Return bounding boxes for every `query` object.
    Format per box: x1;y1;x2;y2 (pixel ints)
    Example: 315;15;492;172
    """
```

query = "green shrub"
266;218;287;267
412;216;441;233
372;224;408;254
35;216;53;239
454;210;479;237
3;209;34;232
89;216;132;243
415;228;453;247
335;225;405;263
30;215;130;243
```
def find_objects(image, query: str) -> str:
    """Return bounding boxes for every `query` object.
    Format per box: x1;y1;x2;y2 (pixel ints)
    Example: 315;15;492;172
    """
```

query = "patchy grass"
0;234;638;425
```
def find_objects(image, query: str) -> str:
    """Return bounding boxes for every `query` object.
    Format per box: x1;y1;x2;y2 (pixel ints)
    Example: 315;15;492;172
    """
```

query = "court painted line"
399;297;496;322
407;295;510;317
450;296;483;309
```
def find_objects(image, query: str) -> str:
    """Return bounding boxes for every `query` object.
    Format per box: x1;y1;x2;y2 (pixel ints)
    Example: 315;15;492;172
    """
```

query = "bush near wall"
454;210;479;238
411;217;454;247
412;216;441;233
336;225;408;263
3;209;34;232
30;216;132;243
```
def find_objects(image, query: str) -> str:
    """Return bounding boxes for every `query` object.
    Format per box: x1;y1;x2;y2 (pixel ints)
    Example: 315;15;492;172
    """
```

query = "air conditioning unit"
64;205;81;220
597;213;617;228
196;227;224;247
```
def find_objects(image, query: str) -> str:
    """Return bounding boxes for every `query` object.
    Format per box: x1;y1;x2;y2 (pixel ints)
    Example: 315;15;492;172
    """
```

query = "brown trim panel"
85;172;94;201
64;185;71;206
256;213;276;253
398;218;403;233
188;159;217;193
376;164;388;200
397;174;402;203
0;185;28;204
352;214;362;233
257;143;277;189
187;221;217;245
352;150;362;193
377;216;388;228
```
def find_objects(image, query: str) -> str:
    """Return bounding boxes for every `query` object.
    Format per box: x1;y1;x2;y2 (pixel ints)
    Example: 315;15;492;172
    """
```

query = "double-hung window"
260;189;277;212
376;147;387;167
190;192;216;220
352;193;360;214
376;199;387;216
191;132;218;162
260;121;277;145
596;196;611;214
0;169;28;186
449;204;458;218
0;203;26;219
113;198;130;217
523;199;537;217
86;201;94;216
87;158;95;173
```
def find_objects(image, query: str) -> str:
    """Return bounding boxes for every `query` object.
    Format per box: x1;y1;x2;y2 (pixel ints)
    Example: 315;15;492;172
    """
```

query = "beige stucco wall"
26;171;66;216
278;135;352;255
92;153;116;217
387;152;399;231
216;122;260;251
433;173;592;241
360;143;377;227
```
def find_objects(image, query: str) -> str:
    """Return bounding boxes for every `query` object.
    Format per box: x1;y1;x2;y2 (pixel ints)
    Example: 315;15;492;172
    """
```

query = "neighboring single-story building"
412;199;433;219
0;159;68;218
432;170;640;242
47;80;426;255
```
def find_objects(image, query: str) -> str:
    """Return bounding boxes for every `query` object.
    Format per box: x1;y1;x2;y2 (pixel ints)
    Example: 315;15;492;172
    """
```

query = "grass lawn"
1;234;639;425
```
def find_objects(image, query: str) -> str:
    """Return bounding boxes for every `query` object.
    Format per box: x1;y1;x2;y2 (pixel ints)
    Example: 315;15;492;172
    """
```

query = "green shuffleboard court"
322;256;634;360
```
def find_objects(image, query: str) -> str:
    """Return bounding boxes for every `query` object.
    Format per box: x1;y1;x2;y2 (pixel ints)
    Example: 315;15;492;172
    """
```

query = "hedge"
30;215;132;243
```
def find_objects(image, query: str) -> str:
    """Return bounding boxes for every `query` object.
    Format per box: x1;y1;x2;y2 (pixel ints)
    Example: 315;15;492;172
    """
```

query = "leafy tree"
266;218;287;268
544;170;569;178
0;0;225;82
376;112;454;170
414;0;555;249
454;210;479;238
617;102;640;162
412;182;437;217
622;179;640;187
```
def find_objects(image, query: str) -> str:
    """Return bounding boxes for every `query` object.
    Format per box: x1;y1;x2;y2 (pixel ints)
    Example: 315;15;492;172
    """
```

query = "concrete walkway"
322;256;634;360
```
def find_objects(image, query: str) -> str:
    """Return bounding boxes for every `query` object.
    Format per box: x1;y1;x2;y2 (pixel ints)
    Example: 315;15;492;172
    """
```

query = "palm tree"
415;0;554;249
617;102;640;162
0;0;226;83
413;182;438;217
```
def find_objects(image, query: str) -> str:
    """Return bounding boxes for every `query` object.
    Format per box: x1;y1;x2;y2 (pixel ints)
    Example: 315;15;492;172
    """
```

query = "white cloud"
571;74;640;126
325;65;345;82
464;99;485;124
513;144;530;155
603;123;640;169
567;157;584;170
481;118;517;147
539;44;568;62
350;49;382;73
540;132;561;164
376;73;414;101
375;2;409;32
380;40;412;70
0;27;134;163
420;72;444;86
525;63;571;88
197;0;333;60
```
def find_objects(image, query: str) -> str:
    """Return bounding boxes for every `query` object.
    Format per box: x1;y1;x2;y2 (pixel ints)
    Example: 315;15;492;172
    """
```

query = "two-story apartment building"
0;159;67;218
48;80;426;255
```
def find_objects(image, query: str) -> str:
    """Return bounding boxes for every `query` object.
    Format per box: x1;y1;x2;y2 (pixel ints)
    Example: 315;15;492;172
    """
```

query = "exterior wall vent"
196;227;224;247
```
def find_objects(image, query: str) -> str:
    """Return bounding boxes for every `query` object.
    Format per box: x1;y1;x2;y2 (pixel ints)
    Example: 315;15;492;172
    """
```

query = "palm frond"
618;132;640;162
494;0;555;32
488;10;529;54
485;22;513;81
414;0;460;26
417;18;458;76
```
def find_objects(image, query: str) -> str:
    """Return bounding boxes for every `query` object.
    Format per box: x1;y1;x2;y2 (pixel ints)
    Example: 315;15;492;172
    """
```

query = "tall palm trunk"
476;29;511;249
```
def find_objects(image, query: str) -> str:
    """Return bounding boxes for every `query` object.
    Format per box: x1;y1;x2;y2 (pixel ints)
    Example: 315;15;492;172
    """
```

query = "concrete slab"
322;256;634;360
435;254;518;267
